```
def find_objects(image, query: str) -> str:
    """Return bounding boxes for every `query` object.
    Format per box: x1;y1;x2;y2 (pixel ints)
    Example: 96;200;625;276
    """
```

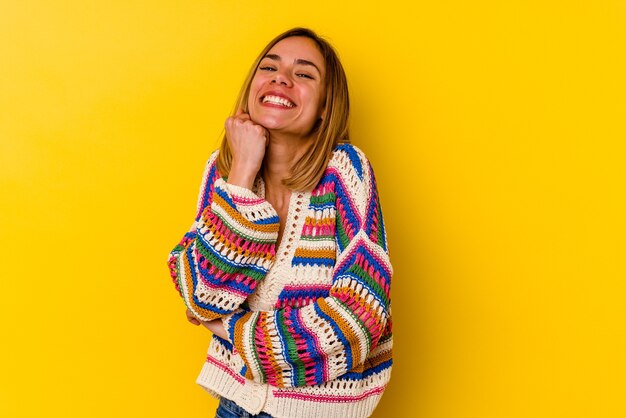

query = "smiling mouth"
262;95;296;108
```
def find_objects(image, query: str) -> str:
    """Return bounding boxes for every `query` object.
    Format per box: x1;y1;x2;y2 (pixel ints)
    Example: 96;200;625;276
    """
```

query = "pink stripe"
231;195;264;206
282;284;331;291
205;355;246;384
272;386;385;402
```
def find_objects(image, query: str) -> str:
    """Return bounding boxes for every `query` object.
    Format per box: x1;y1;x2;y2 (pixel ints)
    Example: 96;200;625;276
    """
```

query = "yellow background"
1;1;625;417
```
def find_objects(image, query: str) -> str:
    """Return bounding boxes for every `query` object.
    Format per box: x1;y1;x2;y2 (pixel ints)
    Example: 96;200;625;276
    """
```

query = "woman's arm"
167;151;218;296
168;151;280;322
219;146;393;388
198;315;230;340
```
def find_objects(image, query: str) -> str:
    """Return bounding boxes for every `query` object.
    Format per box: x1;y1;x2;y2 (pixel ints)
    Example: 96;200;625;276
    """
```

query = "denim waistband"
216;396;274;418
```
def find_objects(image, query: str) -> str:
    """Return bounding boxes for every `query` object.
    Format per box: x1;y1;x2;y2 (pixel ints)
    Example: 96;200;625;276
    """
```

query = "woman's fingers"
229;109;251;124
224;115;256;134
225;116;267;156
224;112;268;188
186;309;201;326
234;110;251;121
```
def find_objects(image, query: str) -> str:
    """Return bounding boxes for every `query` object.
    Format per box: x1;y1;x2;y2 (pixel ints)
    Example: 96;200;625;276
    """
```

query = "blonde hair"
216;27;350;192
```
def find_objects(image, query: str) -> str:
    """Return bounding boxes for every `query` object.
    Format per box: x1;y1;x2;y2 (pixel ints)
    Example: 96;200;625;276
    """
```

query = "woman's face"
247;36;326;138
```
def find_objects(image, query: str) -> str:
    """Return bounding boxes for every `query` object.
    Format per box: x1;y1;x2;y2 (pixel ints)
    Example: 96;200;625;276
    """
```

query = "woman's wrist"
227;161;258;190
201;319;229;340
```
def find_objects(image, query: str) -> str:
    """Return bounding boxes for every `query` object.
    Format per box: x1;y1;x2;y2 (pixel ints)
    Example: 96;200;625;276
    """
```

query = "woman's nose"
271;70;292;86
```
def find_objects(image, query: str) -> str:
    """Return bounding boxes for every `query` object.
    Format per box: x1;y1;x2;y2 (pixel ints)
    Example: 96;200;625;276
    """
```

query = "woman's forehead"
265;37;324;66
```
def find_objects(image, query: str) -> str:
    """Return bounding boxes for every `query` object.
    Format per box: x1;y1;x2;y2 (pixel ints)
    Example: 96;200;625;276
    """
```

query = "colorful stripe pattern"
169;144;393;416
168;151;280;322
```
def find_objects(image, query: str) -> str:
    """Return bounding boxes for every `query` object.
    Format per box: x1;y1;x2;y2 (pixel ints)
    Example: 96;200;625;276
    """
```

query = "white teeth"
262;95;295;108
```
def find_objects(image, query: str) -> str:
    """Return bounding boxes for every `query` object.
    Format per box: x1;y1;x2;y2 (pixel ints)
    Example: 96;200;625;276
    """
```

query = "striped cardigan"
168;144;393;418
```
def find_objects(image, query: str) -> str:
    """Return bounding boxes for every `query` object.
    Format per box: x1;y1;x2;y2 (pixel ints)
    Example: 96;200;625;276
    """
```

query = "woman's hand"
201;319;229;340
225;110;268;190
185;308;201;325
185;309;229;340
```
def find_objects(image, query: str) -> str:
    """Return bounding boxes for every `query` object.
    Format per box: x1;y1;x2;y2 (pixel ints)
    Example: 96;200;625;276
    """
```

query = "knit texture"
168;144;393;418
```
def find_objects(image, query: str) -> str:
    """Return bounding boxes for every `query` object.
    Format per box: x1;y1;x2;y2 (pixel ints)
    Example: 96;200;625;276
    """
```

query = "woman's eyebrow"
295;59;321;74
263;54;321;74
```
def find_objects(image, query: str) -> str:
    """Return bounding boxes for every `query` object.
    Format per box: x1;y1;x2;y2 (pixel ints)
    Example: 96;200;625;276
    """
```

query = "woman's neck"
262;134;312;194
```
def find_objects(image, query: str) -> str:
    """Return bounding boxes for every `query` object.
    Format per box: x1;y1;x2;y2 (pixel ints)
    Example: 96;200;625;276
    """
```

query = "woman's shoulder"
198;149;221;178
312;142;378;197
328;142;372;181
207;148;220;166
196;149;222;187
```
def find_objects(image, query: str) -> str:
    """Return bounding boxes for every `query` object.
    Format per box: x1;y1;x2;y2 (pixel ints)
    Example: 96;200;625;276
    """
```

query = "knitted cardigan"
168;143;393;418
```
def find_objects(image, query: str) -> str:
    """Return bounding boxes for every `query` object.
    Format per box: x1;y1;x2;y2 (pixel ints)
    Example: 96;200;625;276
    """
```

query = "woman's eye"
259;66;276;71
296;73;314;79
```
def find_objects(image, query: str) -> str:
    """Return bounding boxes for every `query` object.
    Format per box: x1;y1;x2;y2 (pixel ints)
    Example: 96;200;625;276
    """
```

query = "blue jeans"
214;397;274;418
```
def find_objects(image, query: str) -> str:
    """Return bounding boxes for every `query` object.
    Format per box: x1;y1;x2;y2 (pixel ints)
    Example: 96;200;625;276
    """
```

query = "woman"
168;27;393;418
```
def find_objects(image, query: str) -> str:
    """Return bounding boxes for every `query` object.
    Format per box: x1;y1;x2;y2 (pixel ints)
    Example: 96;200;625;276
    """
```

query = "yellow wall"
1;1;625;417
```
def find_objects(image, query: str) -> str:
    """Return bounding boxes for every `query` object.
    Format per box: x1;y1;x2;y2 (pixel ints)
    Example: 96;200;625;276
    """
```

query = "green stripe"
310;192;335;205
193;239;267;281
335;219;350;249
277;312;306;387
300;235;335;241
377;204;385;247
249;313;266;384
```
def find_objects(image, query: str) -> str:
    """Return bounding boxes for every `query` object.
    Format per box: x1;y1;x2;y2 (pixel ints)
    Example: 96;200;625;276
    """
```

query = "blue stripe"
213;185;235;207
195;163;218;222
278;288;330;300
336;144;363;180
213;334;233;350
338;359;392;380
292;257;336;267
309;201;335;210
249;214;281;225
227;309;249;343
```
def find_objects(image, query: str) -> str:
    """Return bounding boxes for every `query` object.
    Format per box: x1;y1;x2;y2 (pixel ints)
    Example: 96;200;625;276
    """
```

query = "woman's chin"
252;116;284;131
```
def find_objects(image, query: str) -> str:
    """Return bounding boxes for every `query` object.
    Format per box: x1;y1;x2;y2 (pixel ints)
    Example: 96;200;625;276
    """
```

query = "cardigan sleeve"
167;151;280;322
220;146;393;388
